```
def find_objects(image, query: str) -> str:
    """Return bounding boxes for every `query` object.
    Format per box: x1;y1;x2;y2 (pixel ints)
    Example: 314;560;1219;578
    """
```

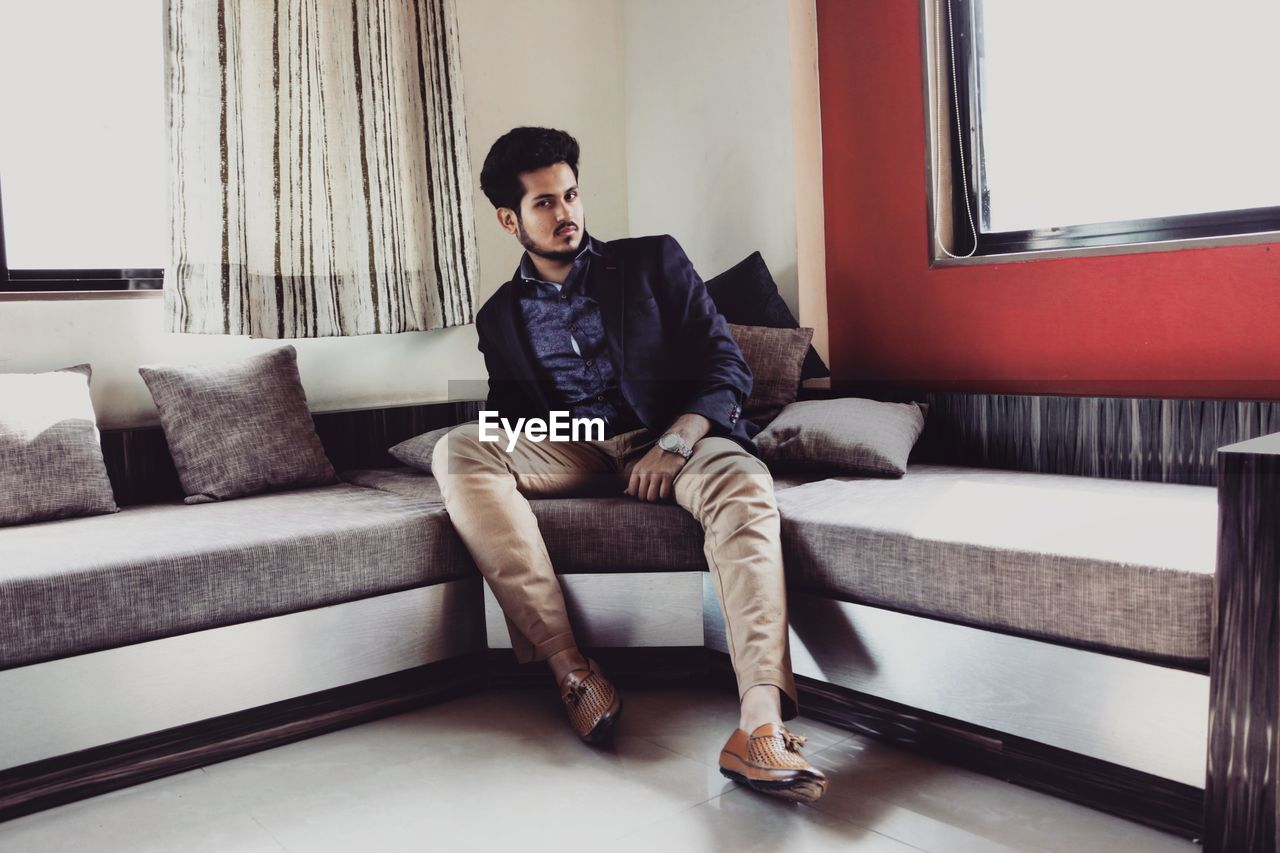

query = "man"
432;126;827;803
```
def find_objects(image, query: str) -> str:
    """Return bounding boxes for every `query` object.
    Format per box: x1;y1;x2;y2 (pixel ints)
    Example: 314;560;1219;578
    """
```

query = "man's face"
498;161;584;262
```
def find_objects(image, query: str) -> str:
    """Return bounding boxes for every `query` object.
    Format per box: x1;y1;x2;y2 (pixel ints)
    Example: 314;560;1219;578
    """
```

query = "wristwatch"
657;432;693;459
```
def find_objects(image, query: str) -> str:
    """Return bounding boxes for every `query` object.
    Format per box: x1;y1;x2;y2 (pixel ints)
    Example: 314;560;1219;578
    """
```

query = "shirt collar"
519;233;602;284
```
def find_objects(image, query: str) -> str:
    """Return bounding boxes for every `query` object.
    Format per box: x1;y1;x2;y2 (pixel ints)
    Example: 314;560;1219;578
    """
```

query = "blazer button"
597;395;604;402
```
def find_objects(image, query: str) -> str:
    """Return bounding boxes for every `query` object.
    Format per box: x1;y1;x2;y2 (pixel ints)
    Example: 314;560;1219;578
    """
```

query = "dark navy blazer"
475;234;758;454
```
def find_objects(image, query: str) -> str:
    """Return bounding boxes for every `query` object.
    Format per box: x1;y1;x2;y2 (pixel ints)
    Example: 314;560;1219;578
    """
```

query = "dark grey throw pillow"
0;364;119;526
754;398;928;478
705;252;830;380
138;346;337;504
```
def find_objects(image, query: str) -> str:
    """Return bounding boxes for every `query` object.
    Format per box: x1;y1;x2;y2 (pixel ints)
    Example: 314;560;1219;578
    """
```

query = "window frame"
935;0;1280;260
0;185;163;293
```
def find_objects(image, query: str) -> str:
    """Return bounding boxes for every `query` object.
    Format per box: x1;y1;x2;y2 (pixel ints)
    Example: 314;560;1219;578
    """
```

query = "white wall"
622;0;795;309
0;297;484;429
788;0;830;373
0;0;629;429
0;0;825;429
457;0;628;304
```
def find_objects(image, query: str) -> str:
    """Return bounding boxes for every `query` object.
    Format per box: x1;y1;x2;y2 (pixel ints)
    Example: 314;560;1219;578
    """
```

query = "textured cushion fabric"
0;484;473;668
341;467;707;574
0;364;118;527
527;497;708;574
705;252;829;380
776;465;1217;662
727;324;814;423
388;421;476;475
756;398;927;477
342;466;823;498
138;345;337;504
341;467;827;574
342;467;446;501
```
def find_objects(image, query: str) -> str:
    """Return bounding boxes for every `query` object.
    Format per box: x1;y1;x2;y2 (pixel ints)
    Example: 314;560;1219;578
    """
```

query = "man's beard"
517;217;583;262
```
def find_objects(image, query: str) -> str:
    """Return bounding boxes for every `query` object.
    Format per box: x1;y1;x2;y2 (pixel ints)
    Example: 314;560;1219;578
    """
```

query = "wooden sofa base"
0;579;488;771
0;643;1204;838
703;585;1210;788
0;646;717;824
1;572;1209;839
0;654;489;823
701;653;1202;839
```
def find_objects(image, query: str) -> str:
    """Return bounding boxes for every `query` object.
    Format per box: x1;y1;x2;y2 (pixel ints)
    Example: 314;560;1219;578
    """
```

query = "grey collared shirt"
517;235;641;435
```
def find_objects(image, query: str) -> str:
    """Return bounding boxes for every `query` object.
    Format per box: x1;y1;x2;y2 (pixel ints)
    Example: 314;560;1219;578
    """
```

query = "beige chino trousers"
432;422;799;720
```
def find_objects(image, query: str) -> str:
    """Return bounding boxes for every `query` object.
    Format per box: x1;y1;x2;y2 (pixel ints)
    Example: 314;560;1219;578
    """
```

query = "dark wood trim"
1205;436;1280;852
100;400;483;506
0;646;715;825
482;646;718;690
797;677;1203;840
701;650;1203;840
99;427;184;507
0;654;490;823
2;645;1205;837
1;274;163;293
313;400;480;472
801;385;1280;487
102;390;1280;501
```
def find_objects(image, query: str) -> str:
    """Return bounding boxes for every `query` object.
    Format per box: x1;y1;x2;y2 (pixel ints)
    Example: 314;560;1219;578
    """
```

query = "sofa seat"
0;485;473;669
776;465;1217;663
340;468;821;575
343;464;1216;662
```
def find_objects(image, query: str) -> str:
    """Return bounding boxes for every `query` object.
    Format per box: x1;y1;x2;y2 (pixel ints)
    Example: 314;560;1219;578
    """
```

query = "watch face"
659;433;690;457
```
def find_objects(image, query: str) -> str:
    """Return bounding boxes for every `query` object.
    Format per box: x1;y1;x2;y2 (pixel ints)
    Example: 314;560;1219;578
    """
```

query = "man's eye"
566;191;577;201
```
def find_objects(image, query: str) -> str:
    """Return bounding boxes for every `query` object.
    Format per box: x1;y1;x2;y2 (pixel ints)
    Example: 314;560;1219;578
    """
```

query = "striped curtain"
165;0;478;338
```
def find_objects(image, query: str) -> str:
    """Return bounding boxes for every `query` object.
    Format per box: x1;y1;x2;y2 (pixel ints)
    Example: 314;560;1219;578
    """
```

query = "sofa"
2;387;1277;850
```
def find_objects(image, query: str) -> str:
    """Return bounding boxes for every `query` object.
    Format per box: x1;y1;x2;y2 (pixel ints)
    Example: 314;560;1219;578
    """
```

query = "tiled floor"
0;686;1197;853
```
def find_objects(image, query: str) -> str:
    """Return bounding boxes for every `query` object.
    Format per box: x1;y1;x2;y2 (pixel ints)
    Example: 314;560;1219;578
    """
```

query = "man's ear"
496;207;519;236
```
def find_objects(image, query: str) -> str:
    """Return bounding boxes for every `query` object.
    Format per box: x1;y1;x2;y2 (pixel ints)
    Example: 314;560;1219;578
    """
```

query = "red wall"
816;1;1280;398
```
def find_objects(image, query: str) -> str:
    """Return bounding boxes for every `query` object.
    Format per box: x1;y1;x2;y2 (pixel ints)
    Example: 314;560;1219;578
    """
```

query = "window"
0;0;165;292
929;0;1280;259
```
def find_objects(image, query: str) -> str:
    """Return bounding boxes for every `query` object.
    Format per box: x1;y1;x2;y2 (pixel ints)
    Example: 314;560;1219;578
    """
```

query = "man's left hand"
625;445;687;502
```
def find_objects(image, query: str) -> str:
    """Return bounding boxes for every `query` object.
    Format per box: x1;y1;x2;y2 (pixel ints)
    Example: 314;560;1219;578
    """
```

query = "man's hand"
624;412;712;502
625;445;688;502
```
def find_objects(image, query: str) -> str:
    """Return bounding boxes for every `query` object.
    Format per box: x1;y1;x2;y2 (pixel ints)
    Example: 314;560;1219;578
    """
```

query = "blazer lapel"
492;272;552;412
592;242;627;370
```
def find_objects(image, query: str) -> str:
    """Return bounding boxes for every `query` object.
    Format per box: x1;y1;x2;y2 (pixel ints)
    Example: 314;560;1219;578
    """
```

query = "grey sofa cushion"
341;467;826;575
138;346;337;504
756;398;927;477
345;464;1213;661
0;364;118;527
0;484;473;668
342;468;706;573
776;465;1216;663
342;468;445;501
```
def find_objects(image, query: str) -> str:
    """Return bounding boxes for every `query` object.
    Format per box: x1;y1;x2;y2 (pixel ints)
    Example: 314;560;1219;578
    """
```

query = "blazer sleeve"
475;308;532;418
657;235;752;435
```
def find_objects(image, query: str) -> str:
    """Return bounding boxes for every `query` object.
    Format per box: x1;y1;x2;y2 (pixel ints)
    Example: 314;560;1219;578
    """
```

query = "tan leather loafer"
559;657;623;744
718;722;829;802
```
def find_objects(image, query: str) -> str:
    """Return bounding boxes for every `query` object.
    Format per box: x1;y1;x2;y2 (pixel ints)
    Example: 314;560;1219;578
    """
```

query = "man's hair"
479;127;580;212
